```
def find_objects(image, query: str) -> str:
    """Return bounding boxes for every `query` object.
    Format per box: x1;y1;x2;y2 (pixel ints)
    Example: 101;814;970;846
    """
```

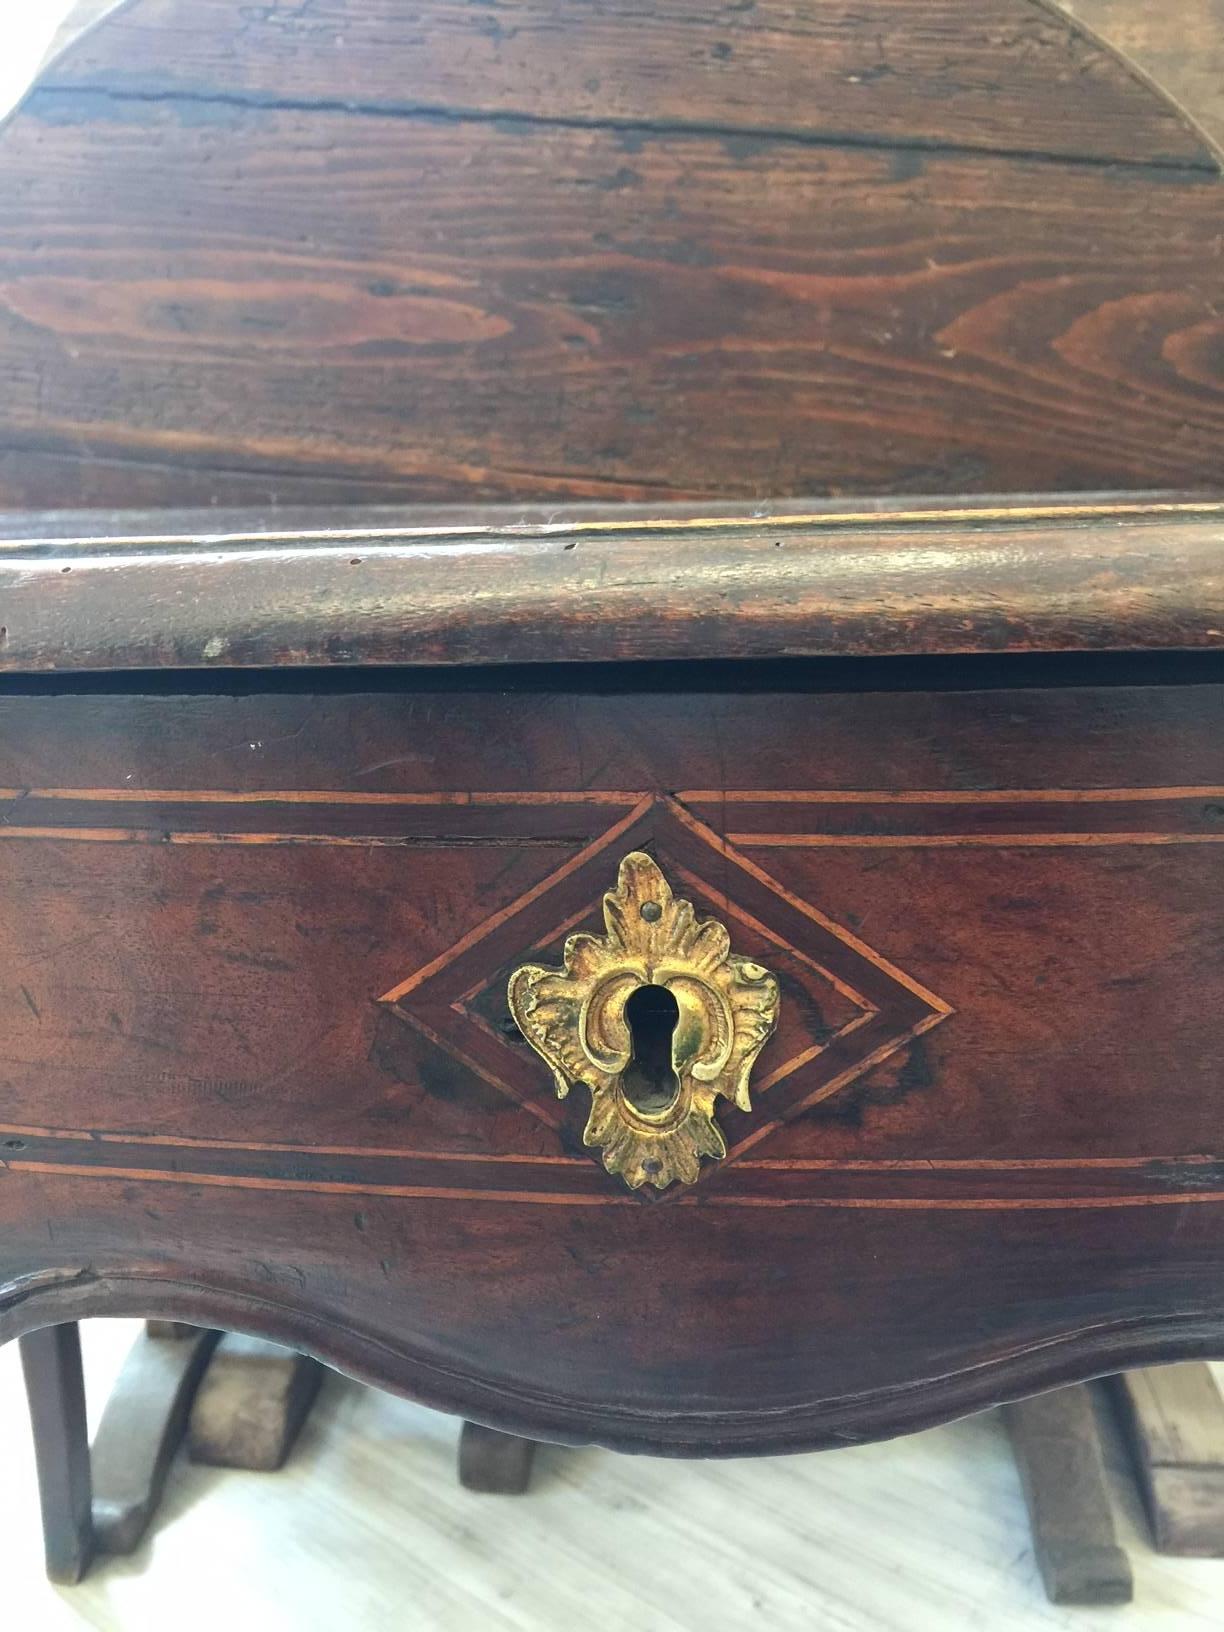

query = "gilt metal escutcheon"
507;852;780;1190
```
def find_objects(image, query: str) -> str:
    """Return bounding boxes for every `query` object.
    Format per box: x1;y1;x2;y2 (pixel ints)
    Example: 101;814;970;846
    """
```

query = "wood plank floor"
2;1322;1223;1631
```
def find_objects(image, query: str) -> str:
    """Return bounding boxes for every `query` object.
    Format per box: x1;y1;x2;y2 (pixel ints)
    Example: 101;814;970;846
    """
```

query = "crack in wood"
27;81;1222;177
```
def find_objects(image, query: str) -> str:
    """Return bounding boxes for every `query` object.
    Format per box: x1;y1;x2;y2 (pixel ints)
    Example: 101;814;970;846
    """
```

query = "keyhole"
620;984;680;1116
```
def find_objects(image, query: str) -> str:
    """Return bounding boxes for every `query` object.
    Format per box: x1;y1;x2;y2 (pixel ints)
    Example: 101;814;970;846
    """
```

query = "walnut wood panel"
32;0;1214;169
0;4;1220;508
1;501;1223;670
3;677;1224;1453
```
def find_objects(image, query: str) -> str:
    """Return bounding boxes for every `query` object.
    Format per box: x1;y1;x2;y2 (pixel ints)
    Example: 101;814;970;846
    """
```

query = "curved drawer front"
1;676;1223;1452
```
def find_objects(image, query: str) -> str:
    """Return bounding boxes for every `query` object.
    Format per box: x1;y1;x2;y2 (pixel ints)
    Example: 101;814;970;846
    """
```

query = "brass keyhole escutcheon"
507;852;780;1190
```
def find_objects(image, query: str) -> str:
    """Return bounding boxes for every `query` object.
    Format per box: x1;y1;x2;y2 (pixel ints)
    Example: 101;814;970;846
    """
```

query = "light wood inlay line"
4;1122;1220;1175
8;1160;1224;1212
737;1154;1224;1171
681;787;1224;804
3;1120;1210;1172
0;828;588;846
0;790;1218;853
4;780;1220;799
731;833;1224;848
391;799;658;1006
728;1011;952;1158
752;1013;879;1096
0;1123;582;1161
382;1007;567;1131
1;1162;632;1206
666;799;955;1014
667;859;878;1014
680;1193;1224;1212
0;788;645;805
3;784;1221;806
453;895;610;1006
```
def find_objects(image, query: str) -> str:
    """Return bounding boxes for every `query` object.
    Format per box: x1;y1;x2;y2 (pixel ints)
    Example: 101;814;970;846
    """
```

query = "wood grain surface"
3;676;1224;1453
0;0;1219;508
0;500;1221;670
29;0;1214;167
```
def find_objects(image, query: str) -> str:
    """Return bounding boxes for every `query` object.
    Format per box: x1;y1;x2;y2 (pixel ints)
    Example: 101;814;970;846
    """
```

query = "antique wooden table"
1;0;1222;1604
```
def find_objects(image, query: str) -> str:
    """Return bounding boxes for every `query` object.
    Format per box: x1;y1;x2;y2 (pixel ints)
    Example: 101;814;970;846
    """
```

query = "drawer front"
1;678;1223;1451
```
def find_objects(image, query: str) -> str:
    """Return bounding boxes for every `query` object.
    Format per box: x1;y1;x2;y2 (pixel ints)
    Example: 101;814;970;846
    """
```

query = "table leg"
90;1324;220;1553
1109;1364;1224;1555
19;1320;325;1581
19;1324;94;1584
187;1334;324;1471
458;1421;538;1493
1003;1384;1133;1605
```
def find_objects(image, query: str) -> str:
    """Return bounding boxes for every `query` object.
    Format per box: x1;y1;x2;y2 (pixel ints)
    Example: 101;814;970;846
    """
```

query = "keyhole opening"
621;983;680;1116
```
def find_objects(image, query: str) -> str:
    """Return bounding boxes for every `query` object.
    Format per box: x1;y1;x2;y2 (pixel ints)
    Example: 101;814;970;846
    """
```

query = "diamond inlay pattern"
379;797;952;1189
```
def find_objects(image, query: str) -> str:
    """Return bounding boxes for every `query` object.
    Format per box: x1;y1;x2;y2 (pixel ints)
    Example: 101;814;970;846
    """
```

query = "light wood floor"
2;1321;1223;1631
